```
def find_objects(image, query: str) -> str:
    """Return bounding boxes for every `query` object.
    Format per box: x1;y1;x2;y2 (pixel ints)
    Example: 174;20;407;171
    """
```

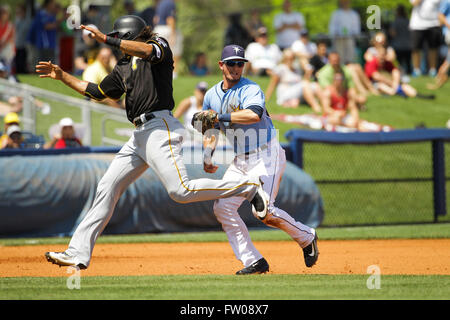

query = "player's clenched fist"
36;61;63;80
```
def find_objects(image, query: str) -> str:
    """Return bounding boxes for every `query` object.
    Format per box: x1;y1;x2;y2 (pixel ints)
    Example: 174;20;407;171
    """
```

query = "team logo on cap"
233;46;241;54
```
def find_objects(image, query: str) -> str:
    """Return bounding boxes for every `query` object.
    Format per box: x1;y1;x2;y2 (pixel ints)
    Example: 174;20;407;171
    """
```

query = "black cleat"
236;258;269;275
302;233;319;268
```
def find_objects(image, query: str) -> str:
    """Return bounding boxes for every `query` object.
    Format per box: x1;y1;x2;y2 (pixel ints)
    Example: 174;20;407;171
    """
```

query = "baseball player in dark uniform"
37;15;268;270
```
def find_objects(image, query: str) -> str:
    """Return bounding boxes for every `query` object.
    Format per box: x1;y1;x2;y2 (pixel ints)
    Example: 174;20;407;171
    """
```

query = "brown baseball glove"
191;110;218;134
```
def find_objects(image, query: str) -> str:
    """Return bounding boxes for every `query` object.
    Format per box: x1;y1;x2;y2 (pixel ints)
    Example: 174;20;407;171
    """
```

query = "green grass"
1;275;449;300
0;223;448;246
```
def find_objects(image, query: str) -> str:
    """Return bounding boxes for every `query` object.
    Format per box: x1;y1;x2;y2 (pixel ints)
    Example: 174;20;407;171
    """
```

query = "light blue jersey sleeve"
202;90;212;111
241;84;266;110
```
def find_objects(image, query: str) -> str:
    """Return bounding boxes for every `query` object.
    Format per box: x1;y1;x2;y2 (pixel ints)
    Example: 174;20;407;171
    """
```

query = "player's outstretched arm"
36;61;89;96
80;24;153;60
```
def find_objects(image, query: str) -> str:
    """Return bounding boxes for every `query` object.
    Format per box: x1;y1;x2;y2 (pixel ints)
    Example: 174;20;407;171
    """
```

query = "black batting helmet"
107;15;147;40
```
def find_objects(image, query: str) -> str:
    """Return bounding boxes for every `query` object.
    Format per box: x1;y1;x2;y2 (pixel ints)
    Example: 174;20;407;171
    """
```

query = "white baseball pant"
213;138;316;267
66;110;260;267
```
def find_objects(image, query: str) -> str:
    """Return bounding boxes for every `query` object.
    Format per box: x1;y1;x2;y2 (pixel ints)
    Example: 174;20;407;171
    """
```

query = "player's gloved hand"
191;110;218;135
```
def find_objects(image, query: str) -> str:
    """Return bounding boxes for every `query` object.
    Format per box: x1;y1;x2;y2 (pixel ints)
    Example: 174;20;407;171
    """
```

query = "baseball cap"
196;81;208;92
4;112;20;124
59;117;74;127
221;45;248;62
6;124;21;136
300;29;309;37
257;27;268;37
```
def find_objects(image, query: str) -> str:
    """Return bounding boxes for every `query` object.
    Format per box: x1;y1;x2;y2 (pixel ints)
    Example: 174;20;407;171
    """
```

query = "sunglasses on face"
224;60;245;68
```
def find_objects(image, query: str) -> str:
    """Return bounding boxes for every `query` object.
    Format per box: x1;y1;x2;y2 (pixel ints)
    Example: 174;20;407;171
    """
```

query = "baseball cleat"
236;258;269;275
250;180;269;220
302;233;319;268
45;251;87;269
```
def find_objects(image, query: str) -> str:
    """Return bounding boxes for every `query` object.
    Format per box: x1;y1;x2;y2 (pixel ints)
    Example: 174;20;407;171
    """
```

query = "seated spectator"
245;27;282;76
317;51;367;108
291;29;317;71
173;81;208;132
365;46;417;97
0;111;21;148
309;40;329;80
44;117;83;149
364;31;397;64
265;48;323;112
189;52;210;76
2;124;24;149
321;71;361;130
82;47;122;109
74;24;101;76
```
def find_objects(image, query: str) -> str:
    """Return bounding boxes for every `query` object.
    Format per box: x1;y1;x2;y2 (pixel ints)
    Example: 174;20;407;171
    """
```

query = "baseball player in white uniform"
38;17;269;270
200;45;319;274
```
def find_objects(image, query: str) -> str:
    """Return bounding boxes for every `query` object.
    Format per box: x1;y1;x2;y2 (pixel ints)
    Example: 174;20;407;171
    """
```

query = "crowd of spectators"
1;0;449;148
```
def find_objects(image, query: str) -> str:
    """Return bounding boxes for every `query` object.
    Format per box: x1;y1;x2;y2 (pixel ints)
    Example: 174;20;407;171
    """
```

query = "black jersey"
97;36;175;123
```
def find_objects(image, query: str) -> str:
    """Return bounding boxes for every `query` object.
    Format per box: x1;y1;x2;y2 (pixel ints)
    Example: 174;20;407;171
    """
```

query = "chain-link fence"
285;130;450;227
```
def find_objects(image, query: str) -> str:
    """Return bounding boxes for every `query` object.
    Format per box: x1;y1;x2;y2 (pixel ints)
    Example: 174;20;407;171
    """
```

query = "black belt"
244;143;269;156
133;112;156;127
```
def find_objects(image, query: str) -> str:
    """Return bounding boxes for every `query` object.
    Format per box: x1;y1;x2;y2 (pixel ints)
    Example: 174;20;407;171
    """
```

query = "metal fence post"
432;139;446;221
81;106;92;146
290;138;304;169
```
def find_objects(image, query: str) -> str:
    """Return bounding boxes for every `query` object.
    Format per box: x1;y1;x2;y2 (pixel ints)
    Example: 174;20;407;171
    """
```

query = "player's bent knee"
167;186;191;204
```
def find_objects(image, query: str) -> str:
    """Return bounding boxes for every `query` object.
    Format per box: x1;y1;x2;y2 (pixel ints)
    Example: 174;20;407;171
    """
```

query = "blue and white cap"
221;45;248;62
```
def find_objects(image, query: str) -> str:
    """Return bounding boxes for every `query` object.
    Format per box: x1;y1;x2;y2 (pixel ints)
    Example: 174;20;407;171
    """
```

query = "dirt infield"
1;239;449;277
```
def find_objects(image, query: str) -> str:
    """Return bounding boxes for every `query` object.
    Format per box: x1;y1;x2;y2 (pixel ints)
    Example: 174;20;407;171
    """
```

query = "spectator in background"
274;0;305;50
189;52;210;76
13;3;31;74
409;0;442;77
428;0;450;89
321;71;361;130
174;81;208;132
317;51;367;109
328;0;361;64
2;124;24;149
140;0;161;28
153;0;183;78
365;46;418;97
224;13;253;49
27;0;62;65
291;29;317;71
265;48;323;113
245;8;265;42
0;112;21;149
309;40;329;80
245;26;282;76
82;47;122;109
0;5;15;73
73;24;101;76
44;117;83;149
364;32;397;64
124;0;139;16
389;4;413;75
